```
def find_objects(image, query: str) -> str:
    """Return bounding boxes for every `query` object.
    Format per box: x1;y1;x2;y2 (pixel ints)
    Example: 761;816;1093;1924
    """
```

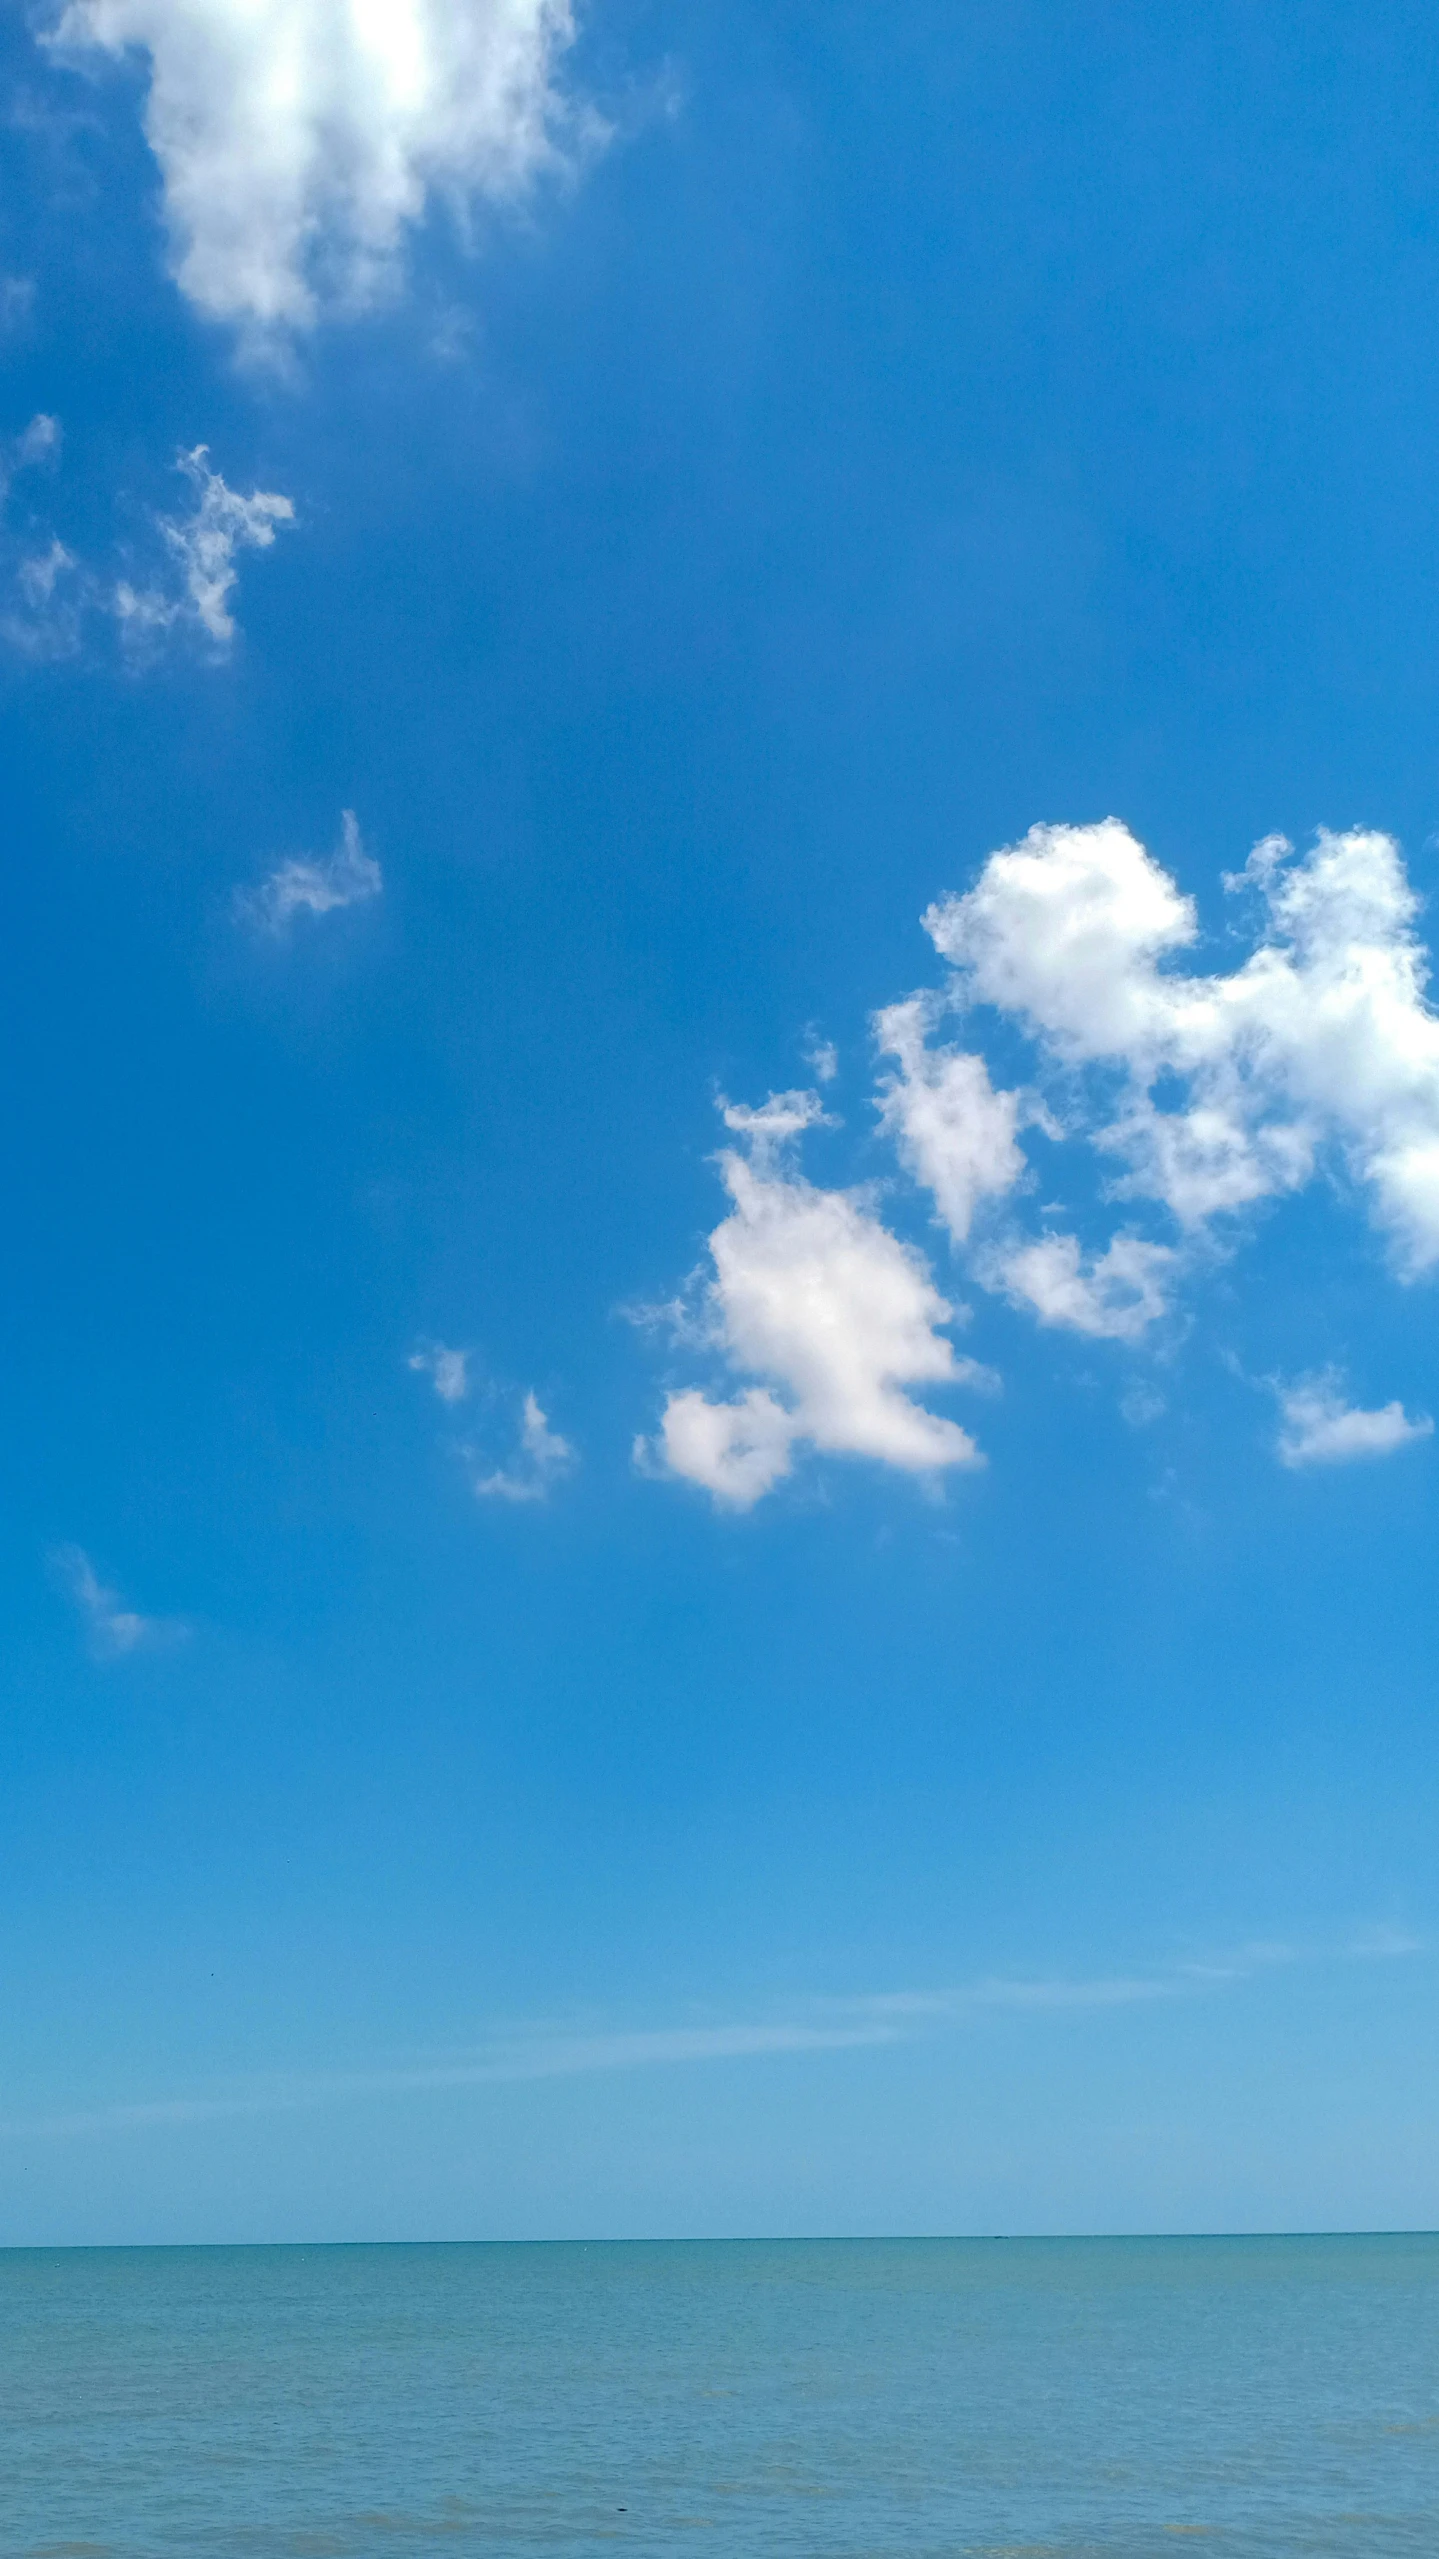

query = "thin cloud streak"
0;1932;1419;2144
49;1543;187;1660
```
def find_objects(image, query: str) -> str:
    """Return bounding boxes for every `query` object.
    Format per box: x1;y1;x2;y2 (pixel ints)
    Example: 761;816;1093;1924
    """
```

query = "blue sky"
2;0;1439;2243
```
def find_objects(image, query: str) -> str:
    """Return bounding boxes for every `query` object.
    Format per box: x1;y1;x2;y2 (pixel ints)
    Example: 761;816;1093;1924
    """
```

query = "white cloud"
645;1384;798;1509
641;1091;987;1508
240;808;382;933
1274;1371;1432;1469
0;411;60;500
471;1390;576;1501
802;1028;839;1084
0;436;292;659
924;820;1439;1273
988;1229;1178;1342
6;1932;1418;2141
875;994;1027;1244
49;0;587;339
116;444;294;650
51;1544;186;1660
642;819;1439;1478
408;1339;470;1404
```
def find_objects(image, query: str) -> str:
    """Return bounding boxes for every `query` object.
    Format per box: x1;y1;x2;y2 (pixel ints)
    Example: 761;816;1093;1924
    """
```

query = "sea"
3;2235;1438;2556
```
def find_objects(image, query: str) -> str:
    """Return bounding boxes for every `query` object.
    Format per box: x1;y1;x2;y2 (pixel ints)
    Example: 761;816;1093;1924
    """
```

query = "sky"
2;0;1439;2245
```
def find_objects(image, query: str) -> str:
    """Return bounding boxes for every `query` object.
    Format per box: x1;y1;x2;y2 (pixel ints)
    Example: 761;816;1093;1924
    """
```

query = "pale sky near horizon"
3;0;1439;2243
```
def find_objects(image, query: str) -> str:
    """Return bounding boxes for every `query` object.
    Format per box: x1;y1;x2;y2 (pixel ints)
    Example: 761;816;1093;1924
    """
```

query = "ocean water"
3;2236;1438;2556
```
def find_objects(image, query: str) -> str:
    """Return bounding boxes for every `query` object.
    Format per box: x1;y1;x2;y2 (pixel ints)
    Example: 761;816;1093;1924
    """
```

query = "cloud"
646;1385;799;1508
861;818;1439;1384
924;821;1439;1271
0;414;79;652
471;1390;576;1502
4;1931;1419;2141
115;444;294;650
987;1229;1179;1341
408;1339;471;1404
641;819;1439;1479
875;994;1028;1244
639;1090;988;1508
0;435;293;659
802;1028;839;1084
49;0;589;340
50;1544;186;1660
1274;1370;1432;1468
0;410;60;501
239;809;382;933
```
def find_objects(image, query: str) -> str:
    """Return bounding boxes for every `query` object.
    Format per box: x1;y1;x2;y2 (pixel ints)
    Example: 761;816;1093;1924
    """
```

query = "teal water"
3;2236;1438;2555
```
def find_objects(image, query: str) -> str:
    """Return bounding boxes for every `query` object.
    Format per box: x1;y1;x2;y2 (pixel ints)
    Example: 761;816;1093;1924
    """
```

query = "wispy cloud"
1;434;294;661
238;809;382;935
50;1544;187;1662
802;1028;839;1084
408;1340;471;1404
4;1931;1419;2143
116;445;294;651
0;276;34;332
0;409;58;501
470;1391;577;1502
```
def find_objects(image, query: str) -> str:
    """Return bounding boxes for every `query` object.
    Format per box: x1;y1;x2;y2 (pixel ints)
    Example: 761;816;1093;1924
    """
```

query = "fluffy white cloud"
472;1391;576;1501
924;820;1439;1273
641;820;1439;1496
875;994;1026;1245
641;1092;987;1508
116;445;294;649
51;1544;186;1659
240;809;382;932
408;1339;470;1403
1275;1372;1432;1469
50;0;584;337
647;1385;797;1509
988;1230;1177;1341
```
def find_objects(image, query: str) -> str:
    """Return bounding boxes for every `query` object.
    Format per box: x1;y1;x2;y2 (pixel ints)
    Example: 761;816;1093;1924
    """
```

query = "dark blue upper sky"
1;0;1437;2242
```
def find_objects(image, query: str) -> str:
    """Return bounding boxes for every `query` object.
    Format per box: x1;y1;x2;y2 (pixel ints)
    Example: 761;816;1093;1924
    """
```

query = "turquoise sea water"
3;2235;1438;2555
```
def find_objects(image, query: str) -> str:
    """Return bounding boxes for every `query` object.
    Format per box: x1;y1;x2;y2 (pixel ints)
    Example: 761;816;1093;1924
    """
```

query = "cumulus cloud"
639;1091;988;1508
640;819;1439;1495
865;816;1439;1378
240;809;382;933
51;1544;186;1659
923;820;1439;1272
49;0;587;339
116;444;294;650
875;994;1027;1245
646;1384;798;1509
1274;1371;1432;1469
408;1339;471;1404
471;1391;576;1501
988;1229;1178;1341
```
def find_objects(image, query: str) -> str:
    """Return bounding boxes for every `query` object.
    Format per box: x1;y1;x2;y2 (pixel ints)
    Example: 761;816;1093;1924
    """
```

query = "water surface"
4;2234;1438;2554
